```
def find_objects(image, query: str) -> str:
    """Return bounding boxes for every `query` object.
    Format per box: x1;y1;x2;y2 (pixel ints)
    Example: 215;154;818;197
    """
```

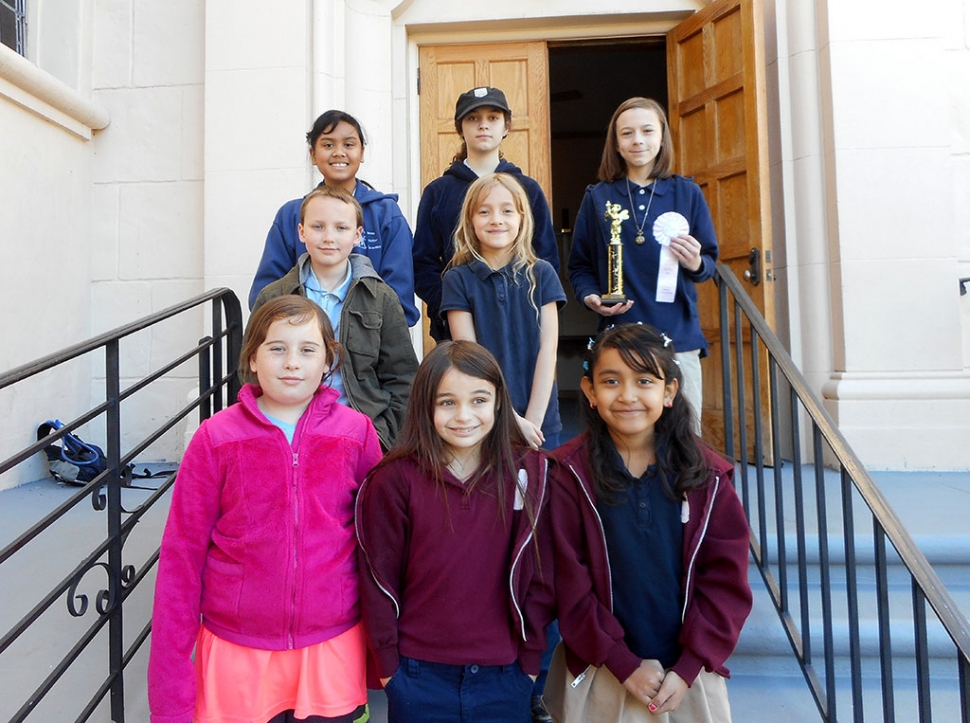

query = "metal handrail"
715;263;970;722
0;288;242;722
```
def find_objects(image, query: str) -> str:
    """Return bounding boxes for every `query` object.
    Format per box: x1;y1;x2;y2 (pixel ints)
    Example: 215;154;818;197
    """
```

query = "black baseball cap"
454;87;512;122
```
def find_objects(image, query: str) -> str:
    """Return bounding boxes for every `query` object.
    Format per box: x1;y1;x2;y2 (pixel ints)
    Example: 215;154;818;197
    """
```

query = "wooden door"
667;0;773;459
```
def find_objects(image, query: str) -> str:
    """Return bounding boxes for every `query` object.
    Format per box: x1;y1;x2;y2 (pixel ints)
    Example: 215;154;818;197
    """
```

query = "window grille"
0;0;26;55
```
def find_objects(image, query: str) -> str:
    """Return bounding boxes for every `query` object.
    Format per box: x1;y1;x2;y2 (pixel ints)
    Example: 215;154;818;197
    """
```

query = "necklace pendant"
635;232;645;245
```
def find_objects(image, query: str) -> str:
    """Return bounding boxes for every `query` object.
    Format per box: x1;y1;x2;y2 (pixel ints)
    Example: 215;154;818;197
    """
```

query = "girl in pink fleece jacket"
148;296;381;723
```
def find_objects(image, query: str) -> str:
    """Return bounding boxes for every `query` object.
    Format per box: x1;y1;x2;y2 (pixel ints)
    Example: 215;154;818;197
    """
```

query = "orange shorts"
193;622;367;723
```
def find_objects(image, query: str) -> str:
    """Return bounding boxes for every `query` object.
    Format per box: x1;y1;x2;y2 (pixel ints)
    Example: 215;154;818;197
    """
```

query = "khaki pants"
543;644;732;723
675;350;703;435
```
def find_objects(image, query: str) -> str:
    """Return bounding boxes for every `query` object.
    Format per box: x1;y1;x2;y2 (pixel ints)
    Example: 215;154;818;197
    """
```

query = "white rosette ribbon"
652;212;689;303
652;211;689;247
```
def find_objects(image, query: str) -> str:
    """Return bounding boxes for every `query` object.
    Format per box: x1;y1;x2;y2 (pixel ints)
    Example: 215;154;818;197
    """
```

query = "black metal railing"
715;264;970;722
0;288;242;722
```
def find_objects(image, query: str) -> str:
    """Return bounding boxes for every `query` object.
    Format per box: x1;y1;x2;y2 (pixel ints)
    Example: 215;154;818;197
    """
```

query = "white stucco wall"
0;0;107;490
813;0;970;468
89;0;206;465
0;60;98;489
0;1;208;490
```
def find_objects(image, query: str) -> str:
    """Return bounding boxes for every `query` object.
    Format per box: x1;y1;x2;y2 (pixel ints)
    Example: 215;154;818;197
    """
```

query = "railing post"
223;290;243;404
211;302;224;414
198;337;212;423
814;426;836;721
841;466;865;722
734;301;749;511
874;524;895;722
105;340;126;722
718;275;735;460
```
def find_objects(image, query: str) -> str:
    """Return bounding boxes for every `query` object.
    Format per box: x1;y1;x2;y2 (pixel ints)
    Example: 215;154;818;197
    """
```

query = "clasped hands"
622;659;688;715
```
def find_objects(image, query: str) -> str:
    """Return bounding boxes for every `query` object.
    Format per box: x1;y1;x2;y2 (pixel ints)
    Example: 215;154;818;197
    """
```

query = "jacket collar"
237;382;339;424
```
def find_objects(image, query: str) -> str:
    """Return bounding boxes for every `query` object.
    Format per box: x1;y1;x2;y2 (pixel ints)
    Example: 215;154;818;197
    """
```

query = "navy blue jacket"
568;176;718;355
412;159;559;340
249;180;419;326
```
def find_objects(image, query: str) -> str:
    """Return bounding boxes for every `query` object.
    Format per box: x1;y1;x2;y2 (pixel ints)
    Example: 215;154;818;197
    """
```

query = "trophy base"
600;294;628;306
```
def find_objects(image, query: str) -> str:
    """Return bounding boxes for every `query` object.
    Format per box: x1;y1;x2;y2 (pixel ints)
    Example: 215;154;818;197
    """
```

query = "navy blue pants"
385;656;532;722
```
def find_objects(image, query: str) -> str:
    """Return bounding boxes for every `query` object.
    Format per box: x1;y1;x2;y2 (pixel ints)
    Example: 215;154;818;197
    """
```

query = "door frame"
397;13;694;226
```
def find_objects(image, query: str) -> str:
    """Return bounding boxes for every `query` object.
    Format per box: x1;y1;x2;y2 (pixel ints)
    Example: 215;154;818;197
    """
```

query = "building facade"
2;0;969;486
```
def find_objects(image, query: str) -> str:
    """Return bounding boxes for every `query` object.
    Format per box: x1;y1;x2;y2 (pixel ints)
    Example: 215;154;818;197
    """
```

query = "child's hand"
380;676;392;687
668;234;703;272
583;294;635;317
647;670;688;714
515;414;545;449
621;659;665;707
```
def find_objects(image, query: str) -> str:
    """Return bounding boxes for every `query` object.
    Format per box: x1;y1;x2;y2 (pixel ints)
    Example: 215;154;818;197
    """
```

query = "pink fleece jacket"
147;383;382;723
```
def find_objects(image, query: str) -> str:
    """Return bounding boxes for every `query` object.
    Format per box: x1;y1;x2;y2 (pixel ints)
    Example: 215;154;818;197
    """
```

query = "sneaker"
531;696;553;723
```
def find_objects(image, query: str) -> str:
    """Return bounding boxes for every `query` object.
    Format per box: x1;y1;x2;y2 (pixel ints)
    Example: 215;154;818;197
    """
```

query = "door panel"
667;0;774;459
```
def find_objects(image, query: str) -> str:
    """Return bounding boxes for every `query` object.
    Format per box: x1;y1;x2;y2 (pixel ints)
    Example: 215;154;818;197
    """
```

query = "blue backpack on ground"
37;419;108;486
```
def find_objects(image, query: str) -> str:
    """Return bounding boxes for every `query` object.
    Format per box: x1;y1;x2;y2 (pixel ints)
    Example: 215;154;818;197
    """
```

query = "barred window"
0;0;26;55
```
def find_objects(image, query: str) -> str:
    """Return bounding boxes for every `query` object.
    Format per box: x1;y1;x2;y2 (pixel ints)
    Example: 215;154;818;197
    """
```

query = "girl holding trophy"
567;97;718;419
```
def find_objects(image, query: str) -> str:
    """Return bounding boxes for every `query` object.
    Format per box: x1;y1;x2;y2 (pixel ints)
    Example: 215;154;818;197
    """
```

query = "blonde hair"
449;173;540;323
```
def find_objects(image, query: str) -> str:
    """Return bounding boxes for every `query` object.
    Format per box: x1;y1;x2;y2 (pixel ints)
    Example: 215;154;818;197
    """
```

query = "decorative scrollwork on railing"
66;561;116;618
121;564;136;591
90;483;106;511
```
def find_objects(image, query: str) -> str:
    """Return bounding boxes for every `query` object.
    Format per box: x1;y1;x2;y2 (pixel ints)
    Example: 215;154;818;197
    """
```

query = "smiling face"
581;346;678;448
249;317;329;422
471;183;521;266
309;120;364;191
298;195;362;279
615;106;664;178
460;106;509;156
433;367;497;460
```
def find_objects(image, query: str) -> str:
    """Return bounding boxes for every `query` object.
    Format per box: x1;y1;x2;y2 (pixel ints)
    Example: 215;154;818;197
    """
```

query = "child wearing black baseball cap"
413;86;560;342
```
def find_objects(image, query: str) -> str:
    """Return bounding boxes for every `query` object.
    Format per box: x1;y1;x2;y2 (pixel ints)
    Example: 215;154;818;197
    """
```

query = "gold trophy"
601;201;629;305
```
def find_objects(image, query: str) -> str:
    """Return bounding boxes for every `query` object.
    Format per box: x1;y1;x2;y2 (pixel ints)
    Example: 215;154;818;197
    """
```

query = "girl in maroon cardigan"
547;324;751;722
356;340;554;722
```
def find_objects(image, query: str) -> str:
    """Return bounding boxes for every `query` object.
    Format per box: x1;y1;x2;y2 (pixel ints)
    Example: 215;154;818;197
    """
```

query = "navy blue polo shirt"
597;448;684;667
441;258;566;437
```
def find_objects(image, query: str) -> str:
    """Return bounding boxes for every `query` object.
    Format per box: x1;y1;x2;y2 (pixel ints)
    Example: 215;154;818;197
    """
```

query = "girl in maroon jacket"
547;324;751;722
356;340;554;722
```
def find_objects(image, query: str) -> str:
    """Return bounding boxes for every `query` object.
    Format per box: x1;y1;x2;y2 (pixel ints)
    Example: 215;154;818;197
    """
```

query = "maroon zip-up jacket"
550;433;752;687
356;449;555;680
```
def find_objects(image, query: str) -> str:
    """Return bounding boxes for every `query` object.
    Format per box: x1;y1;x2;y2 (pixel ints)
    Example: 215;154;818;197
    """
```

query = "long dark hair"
372;341;530;522
582;324;705;502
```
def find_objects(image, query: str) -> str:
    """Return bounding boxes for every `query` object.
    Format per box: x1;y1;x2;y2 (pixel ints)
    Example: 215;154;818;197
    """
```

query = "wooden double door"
418;0;774;454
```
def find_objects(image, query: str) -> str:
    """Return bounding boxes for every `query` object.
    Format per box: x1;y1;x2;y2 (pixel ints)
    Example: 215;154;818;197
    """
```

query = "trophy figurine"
601;200;629;305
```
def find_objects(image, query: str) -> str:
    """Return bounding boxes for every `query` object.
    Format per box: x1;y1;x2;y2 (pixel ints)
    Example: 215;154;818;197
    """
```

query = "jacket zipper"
681;475;719;622
355;476;401;618
567;463;607;689
567;462;614;612
508;458;546;641
288;450;299;649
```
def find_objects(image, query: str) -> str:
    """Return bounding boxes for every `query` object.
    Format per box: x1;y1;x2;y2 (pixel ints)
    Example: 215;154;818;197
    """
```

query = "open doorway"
548;39;668;411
